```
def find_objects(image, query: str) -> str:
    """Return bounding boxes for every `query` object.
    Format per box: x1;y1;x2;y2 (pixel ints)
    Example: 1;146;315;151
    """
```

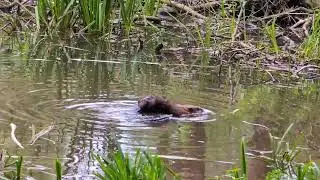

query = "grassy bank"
0;0;319;79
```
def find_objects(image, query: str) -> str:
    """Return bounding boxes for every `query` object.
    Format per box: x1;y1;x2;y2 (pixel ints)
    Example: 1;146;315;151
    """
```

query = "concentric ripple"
65;99;216;124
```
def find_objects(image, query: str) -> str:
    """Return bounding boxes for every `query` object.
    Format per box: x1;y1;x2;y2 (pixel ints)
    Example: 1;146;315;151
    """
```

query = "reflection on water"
0;37;319;179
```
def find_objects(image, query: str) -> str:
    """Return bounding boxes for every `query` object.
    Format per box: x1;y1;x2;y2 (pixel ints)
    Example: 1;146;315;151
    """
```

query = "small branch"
265;70;279;83
231;0;247;43
294;65;320;75
242;121;270;130
161;0;206;19
259;7;313;21
302;17;312;37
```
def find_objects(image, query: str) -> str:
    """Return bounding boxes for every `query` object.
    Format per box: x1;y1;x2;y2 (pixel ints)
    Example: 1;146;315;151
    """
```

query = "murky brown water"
0;36;320;179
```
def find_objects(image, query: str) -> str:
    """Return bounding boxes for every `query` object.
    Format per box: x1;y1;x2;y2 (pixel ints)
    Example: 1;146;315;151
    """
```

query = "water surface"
0;37;319;179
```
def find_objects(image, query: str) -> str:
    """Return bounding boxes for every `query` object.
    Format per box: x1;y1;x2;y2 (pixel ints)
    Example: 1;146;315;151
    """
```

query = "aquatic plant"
226;137;247;179
55;159;62;180
226;123;320;180
0;154;23;180
267;162;320;179
93;148;178;180
15;156;23;180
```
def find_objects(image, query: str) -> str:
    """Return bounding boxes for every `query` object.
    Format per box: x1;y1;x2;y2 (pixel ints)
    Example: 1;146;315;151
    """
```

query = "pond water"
0;36;320;179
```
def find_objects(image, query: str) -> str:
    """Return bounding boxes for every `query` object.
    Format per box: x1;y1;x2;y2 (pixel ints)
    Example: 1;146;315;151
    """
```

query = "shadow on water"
0;35;320;179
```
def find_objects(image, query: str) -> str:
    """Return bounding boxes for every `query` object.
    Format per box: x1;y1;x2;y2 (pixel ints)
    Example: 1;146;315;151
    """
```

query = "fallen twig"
161;0;206;19
192;1;220;11
259;7;313;21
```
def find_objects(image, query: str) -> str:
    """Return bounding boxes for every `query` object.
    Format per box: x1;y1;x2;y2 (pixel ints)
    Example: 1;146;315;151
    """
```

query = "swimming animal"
138;95;203;117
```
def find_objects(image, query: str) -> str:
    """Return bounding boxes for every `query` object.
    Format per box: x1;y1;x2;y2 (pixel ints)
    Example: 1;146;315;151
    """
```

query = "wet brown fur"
138;95;203;117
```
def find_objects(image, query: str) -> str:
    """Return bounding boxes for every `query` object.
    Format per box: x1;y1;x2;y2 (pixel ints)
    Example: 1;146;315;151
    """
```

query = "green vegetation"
55;159;62;180
265;18;280;54
143;0;161;16
0;154;23;180
225;124;320;180
36;0;77;32
119;0;141;35
93;149;178;180
226;137;247;179
1;0;319;68
33;0;160;34
15;156;23;180
79;0;114;33
301;10;320;58
1;123;318;179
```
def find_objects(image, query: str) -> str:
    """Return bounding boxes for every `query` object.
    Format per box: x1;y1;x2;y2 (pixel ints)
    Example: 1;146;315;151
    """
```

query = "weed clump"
93;149;178;180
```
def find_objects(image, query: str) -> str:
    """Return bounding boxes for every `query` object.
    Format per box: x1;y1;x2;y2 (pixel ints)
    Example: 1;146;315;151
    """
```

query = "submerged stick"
30;125;54;145
10;123;24;149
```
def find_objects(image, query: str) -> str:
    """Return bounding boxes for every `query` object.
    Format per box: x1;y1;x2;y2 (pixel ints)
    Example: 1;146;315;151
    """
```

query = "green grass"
36;0;77;32
195;18;212;49
143;0;161;16
265;18;280;54
118;0;142;35
79;0;114;33
301;10;320;58
93;148;179;180
35;0;114;33
220;0;226;17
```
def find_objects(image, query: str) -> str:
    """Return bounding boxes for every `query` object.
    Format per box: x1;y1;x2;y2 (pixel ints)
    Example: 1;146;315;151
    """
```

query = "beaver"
138;95;203;117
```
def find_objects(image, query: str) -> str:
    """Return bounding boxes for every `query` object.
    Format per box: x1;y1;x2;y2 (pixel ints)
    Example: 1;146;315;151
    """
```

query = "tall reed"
118;0;141;35
36;0;76;31
301;10;320;58
79;0;114;33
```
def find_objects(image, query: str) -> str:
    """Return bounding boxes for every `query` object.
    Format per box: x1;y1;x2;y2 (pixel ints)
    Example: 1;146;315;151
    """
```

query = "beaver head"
138;95;172;114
